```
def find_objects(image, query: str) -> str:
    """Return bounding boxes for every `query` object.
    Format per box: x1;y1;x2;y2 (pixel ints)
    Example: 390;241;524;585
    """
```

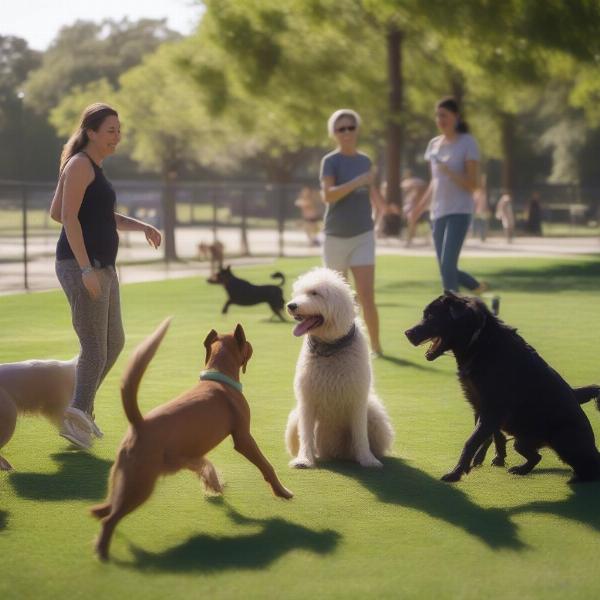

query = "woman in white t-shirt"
424;97;486;293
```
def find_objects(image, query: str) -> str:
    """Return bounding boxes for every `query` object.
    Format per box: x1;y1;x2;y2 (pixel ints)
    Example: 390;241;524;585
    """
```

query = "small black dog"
208;266;286;321
405;292;600;484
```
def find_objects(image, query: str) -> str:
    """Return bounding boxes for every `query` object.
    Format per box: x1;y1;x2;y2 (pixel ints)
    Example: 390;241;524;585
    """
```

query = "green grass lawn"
1;255;600;599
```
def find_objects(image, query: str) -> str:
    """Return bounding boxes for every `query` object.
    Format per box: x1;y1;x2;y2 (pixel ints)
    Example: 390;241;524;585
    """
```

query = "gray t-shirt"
424;133;480;219
320;150;374;238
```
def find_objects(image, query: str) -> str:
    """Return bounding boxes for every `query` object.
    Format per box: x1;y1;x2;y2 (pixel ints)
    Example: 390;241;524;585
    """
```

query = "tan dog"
0;357;76;470
198;240;225;275
91;318;293;561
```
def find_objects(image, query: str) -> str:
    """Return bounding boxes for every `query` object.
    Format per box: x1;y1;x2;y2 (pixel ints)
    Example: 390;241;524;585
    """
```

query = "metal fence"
0;179;319;293
1;179;599;293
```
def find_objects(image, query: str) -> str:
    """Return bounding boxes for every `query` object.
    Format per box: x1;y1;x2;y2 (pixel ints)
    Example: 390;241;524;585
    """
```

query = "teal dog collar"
199;369;243;393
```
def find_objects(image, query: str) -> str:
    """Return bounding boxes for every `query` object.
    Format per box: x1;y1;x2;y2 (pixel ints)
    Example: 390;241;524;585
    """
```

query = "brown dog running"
0;357;76;470
91;318;293;561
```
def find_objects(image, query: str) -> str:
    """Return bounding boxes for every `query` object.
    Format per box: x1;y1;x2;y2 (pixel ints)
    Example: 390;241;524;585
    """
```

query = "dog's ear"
449;303;468;320
226;265;232;273
241;341;253;374
234;325;252;373
234;323;246;347
445;295;470;320
203;329;218;365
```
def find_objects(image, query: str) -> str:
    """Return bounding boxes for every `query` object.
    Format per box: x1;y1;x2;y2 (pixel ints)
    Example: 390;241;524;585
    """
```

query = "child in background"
495;193;515;243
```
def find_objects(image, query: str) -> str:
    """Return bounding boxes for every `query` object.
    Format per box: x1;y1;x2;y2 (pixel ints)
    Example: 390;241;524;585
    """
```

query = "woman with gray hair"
319;109;383;356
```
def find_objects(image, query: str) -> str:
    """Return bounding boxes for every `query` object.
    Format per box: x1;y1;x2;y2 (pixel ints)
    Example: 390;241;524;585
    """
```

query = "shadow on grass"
485;261;600;293
120;499;340;572
0;510;7;532
9;451;111;501
526;467;572;477
378;260;600;295
510;482;600;532
378;353;438;372
377;302;410;308
324;457;525;551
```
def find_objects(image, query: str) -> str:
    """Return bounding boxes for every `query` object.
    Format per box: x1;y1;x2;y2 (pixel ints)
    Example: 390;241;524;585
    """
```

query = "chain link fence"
1;179;599;293
0;179;322;293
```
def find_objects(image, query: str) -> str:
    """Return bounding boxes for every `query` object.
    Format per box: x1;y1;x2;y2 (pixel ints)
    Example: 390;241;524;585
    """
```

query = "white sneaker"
59;407;94;450
90;413;104;438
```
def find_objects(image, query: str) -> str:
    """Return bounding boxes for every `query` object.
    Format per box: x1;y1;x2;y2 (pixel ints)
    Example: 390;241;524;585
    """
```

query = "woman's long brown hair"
59;103;118;174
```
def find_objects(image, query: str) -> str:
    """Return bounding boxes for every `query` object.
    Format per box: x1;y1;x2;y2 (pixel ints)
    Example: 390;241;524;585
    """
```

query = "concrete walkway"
1;226;599;295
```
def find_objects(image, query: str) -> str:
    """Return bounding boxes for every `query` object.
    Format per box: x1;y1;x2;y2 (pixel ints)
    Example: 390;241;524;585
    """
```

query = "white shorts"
323;230;375;272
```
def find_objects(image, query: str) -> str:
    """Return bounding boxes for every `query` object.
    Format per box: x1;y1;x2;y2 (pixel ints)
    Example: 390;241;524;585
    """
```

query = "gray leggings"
56;259;125;415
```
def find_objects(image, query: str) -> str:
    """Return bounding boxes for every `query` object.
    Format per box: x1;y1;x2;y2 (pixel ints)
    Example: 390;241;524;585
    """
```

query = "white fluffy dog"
0;357;76;470
285;267;394;468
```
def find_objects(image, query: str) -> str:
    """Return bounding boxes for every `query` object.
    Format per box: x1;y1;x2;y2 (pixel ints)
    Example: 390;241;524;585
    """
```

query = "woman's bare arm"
61;156;95;268
114;212;162;248
321;168;374;204
439;160;479;193
49;176;65;223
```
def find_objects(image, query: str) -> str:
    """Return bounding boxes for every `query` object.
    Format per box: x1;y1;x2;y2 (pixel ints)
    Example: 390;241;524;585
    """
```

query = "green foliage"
0;35;60;179
49;79;118;138
23;18;180;116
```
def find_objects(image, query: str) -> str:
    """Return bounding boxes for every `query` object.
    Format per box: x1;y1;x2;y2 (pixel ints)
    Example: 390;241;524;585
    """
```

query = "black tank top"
56;153;119;267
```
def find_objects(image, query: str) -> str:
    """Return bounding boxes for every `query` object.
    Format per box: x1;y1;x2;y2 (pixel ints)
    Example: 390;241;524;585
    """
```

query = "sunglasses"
335;125;357;133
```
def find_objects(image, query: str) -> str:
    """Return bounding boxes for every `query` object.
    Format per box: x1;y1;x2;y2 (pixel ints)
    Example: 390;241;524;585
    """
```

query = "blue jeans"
432;214;480;292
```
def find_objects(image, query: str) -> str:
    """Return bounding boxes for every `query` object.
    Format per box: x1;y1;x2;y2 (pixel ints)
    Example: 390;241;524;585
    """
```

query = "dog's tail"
121;317;172;429
271;271;285;286
573;385;600;411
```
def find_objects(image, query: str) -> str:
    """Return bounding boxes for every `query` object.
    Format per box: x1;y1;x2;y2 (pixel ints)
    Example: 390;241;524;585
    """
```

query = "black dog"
208;266;286;321
405;292;600;484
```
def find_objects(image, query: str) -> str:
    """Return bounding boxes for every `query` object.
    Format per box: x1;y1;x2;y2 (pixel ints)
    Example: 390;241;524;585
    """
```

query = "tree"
23;19;180;116
0;35;60;180
182;0;388;183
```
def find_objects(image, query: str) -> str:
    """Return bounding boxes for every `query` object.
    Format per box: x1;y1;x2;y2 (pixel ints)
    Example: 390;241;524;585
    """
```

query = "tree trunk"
500;113;515;193
450;71;466;108
264;156;294;258
161;166;179;262
382;25;403;237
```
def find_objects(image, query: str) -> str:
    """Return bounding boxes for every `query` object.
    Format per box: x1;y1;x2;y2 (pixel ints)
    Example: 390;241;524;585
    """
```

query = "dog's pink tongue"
293;316;320;337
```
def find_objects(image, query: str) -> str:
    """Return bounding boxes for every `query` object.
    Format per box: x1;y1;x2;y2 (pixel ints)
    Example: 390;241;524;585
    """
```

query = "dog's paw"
290;457;315;469
491;456;506;467
0;456;13;471
275;485;294;499
359;456;383;468
441;469;463;483
508;464;531;476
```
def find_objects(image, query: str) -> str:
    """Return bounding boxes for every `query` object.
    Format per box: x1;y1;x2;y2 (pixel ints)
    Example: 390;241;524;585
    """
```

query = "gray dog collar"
308;323;356;357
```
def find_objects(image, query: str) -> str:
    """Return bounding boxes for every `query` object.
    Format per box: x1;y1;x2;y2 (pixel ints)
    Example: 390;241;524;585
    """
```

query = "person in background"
400;169;429;247
472;174;490;242
526;191;543;236
424;97;487;294
320;108;383;356
374;181;401;239
295;186;323;247
49;102;162;450
496;193;516;242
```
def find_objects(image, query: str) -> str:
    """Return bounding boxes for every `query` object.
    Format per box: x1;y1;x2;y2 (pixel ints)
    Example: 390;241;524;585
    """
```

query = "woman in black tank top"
49;103;162;450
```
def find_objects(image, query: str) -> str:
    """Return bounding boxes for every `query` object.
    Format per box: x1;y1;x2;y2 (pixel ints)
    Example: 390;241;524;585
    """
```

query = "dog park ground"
1;253;600;599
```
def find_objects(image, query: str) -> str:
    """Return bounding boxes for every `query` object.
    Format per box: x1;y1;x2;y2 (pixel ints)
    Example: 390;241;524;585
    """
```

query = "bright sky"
1;0;203;50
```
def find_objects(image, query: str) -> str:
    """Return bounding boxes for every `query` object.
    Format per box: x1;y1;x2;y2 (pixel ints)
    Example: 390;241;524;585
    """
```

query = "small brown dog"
0;357;76;470
91;318;293;561
198;240;225;275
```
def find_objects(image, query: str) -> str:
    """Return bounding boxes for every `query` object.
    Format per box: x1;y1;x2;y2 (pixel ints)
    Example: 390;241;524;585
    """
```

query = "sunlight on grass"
1;255;599;599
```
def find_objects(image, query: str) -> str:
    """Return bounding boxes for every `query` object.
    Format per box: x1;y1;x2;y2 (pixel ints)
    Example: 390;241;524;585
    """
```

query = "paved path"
1;226;599;295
